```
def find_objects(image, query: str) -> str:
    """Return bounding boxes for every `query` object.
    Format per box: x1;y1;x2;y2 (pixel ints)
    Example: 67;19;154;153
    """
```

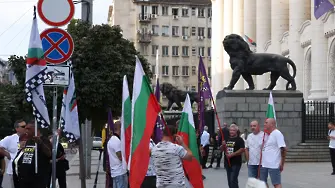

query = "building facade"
211;0;335;101
109;0;212;94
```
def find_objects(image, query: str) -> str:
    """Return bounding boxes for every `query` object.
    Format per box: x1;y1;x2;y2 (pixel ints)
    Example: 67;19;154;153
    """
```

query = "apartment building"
109;0;212;94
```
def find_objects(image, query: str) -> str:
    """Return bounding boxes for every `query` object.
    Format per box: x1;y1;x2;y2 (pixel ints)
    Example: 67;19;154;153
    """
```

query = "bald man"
245;120;264;178
259;118;286;188
107;121;128;188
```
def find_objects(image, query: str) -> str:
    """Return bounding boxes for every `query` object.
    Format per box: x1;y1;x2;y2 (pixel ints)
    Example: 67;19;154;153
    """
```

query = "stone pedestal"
216;90;303;148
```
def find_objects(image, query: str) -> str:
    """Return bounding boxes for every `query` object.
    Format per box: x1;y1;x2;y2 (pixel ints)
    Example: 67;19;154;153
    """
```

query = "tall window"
151;65;156;75
162;6;168;15
192;47;196;56
182;8;189;16
172;8;178;16
162;66;169;75
207;28;211;38
198;27;205;36
162;26;169;36
192;66;196;75
191;7;196;16
152;6;158;14
172;46;179;56
207;8;212;17
152;25;159;35
152;45;158;55
172;26;179;36
198;47;205;56
198;8;205;17
208;67;211;77
191;27;196;36
182;46;189;56
182;66;189;76
172;66;179;76
162;46;169;56
182;27;189;36
207;47;211;57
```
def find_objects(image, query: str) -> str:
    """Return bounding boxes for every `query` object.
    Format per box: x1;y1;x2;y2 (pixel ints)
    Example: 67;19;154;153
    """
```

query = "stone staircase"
286;140;330;162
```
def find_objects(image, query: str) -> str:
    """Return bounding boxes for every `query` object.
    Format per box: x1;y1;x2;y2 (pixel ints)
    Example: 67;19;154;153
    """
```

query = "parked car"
92;136;102;149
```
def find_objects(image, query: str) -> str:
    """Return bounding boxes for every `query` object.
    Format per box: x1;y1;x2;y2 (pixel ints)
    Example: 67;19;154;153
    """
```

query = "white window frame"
162;46;169;56
172;46;179;56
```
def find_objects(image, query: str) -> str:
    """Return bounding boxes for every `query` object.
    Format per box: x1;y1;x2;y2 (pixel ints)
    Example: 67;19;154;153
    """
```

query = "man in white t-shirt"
107;121;128;188
245;120;264;178
260;118;286;188
327;122;335;175
0;120;26;188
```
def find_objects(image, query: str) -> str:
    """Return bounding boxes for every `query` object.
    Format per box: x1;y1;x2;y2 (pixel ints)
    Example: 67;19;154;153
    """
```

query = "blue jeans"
259;167;281;185
113;173;128;188
248;165;259;178
226;164;241;188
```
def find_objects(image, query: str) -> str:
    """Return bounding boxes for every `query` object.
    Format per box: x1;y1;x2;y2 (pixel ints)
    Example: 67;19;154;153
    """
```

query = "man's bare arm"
280;147;287;164
0;147;10;160
231;148;245;157
245;148;249;162
116;151;122;161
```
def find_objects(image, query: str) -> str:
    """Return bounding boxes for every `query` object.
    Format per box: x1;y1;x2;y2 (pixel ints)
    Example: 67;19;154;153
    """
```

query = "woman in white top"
327;122;335;175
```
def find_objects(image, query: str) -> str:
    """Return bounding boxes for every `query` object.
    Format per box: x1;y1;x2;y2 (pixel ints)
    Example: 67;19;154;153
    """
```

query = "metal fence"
302;101;334;142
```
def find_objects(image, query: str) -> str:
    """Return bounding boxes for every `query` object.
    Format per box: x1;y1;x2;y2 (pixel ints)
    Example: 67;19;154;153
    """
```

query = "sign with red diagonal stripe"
40;28;74;64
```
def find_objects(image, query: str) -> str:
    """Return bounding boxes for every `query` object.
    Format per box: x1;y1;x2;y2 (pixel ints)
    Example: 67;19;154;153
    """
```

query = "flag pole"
34;119;38;174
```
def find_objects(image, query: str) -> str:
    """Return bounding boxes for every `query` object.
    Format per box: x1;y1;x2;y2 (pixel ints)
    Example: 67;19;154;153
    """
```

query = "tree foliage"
3;20;152;131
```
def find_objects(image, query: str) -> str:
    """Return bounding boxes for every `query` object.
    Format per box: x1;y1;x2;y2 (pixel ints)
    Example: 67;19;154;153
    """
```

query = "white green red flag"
59;68;80;142
129;56;161;188
266;92;276;126
121;75;131;170
25;10;50;128
178;94;204;188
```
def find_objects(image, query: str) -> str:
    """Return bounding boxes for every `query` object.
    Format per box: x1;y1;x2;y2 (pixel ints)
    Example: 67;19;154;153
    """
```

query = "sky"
0;0;112;60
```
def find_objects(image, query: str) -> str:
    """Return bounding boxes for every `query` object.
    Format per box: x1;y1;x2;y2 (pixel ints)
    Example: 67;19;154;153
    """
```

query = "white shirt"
107;135;127;178
329;130;335;149
200;131;210;147
246;131;264;165
151;141;187;187
0;134;19;175
146;139;156;176
261;129;286;169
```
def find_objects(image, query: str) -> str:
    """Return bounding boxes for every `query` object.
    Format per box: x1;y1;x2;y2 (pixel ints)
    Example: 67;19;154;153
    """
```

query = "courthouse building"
211;0;335;101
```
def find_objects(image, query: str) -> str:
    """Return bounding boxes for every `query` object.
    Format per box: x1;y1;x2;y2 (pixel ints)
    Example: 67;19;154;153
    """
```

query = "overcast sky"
0;0;112;60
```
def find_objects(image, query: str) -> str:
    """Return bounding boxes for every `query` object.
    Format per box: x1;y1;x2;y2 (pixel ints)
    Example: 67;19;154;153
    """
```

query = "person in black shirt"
221;124;245;188
0;155;4;188
209;128;223;168
15;120;52;188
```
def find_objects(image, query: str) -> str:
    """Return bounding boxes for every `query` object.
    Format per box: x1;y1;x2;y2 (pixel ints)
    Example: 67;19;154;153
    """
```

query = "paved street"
2;150;335;187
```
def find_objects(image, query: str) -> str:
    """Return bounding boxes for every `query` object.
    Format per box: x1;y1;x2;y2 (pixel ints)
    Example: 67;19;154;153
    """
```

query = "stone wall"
215;90;303;148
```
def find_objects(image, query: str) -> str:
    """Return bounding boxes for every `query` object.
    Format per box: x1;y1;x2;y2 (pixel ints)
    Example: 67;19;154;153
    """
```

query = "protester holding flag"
151;125;193;188
259;118;286;188
141;139;156;188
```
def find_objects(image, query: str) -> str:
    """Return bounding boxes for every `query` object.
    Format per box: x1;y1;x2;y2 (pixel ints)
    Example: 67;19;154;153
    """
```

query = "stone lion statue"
222;34;297;90
160;83;198;110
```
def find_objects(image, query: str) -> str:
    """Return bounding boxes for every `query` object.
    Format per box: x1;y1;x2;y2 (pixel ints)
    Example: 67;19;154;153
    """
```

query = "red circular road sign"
37;0;75;27
40;28;74;64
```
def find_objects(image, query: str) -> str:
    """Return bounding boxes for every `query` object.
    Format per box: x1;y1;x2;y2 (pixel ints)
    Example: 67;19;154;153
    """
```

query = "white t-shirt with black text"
246;131;264;165
0;134;19;175
261;129;286;169
107;135;127;178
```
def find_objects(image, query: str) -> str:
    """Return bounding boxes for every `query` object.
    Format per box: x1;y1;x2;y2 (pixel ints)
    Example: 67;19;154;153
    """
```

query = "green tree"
67;19;152;130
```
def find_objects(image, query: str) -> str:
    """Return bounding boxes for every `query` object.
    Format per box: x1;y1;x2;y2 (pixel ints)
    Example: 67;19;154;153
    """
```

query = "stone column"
233;0;244;90
308;0;328;100
223;0;233;88
256;0;271;89
211;0;225;98
271;0;289;90
289;0;311;92
244;0;256;89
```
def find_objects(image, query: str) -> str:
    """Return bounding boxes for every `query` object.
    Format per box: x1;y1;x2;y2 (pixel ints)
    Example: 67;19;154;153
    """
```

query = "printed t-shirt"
224;136;245;165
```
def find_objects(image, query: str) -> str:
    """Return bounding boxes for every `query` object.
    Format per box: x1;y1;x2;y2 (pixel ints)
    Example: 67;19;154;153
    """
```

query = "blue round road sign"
40;28;74;64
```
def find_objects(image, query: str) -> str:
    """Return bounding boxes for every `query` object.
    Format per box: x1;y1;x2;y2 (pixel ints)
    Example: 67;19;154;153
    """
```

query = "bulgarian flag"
121;75;131;170
266;92;277;126
178;94;204;188
129;56;161;188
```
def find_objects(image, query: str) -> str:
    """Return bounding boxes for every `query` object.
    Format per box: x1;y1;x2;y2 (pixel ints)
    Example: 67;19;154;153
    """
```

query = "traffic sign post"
40;28;74;65
37;0;75;27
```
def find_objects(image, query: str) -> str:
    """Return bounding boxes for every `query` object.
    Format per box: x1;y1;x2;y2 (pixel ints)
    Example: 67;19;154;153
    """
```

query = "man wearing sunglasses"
0;119;27;188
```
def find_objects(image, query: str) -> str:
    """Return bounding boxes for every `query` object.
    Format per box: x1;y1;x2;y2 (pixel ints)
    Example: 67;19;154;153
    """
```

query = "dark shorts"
248;165;259;178
259;167;281;185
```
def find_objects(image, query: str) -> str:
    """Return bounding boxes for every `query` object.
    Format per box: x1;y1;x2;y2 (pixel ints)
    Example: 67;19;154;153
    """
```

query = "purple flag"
314;0;334;19
154;78;163;143
198;56;213;133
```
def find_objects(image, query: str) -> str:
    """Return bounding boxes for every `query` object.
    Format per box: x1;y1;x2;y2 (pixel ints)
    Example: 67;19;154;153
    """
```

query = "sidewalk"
67;150;106;188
